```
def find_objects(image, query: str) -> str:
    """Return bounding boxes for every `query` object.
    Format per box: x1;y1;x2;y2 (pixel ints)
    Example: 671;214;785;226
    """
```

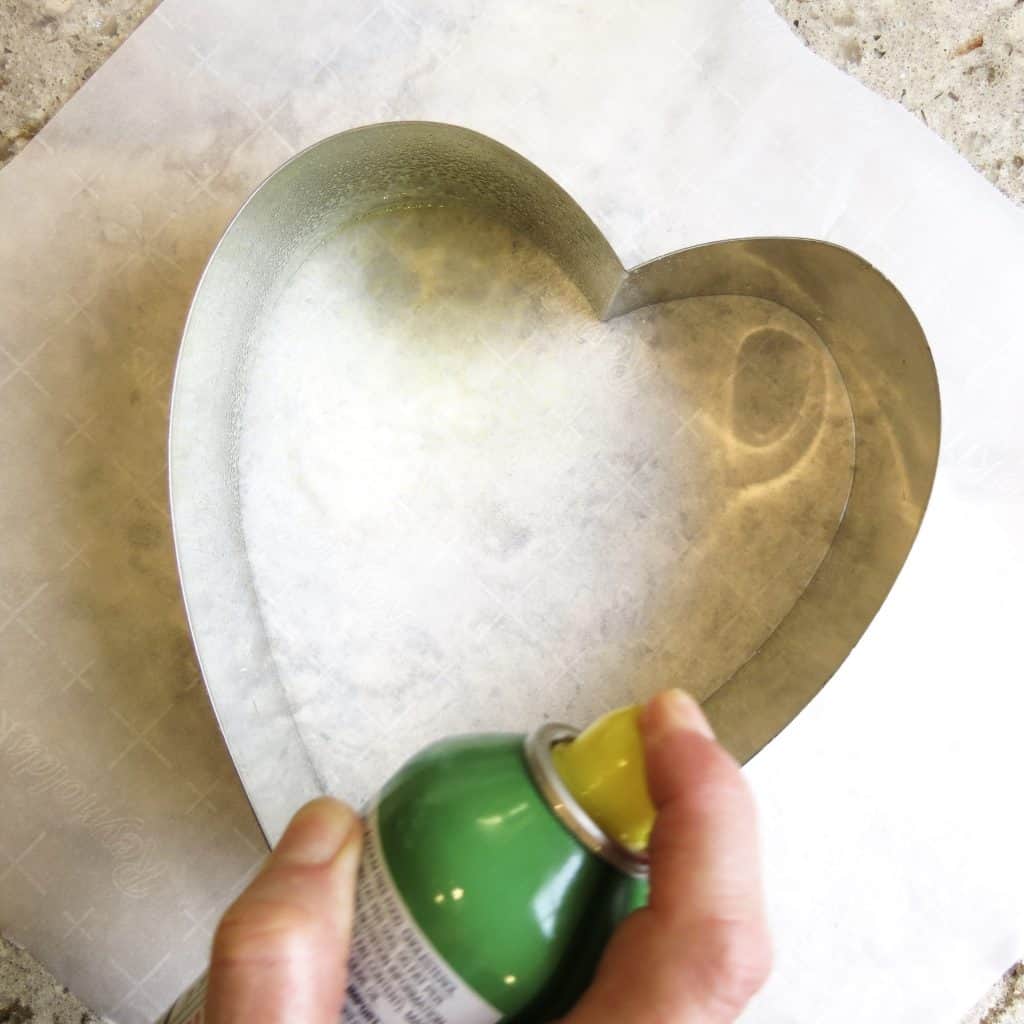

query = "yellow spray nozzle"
551;705;655;853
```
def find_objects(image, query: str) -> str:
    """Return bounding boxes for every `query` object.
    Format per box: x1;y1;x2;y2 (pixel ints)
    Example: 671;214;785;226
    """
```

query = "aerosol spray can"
159;708;653;1024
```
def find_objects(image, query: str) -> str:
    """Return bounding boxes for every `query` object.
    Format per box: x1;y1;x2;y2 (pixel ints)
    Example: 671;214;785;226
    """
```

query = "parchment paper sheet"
1;1;1021;1021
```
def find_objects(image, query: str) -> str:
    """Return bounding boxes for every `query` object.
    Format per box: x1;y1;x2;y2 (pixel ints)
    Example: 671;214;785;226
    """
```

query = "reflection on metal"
170;122;940;800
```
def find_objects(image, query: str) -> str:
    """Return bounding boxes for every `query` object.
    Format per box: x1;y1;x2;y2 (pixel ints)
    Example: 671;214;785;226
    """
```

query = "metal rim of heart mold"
168;121;941;839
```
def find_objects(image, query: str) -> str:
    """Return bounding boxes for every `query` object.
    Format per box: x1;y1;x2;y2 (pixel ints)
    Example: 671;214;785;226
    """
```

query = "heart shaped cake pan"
169;122;939;834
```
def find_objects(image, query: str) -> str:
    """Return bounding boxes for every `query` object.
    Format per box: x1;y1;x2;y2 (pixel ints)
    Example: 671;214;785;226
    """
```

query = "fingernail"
274;797;358;867
642;689;714;745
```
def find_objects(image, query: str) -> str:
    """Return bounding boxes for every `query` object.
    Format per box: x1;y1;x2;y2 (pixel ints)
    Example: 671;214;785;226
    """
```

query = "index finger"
643;690;765;927
563;690;771;1024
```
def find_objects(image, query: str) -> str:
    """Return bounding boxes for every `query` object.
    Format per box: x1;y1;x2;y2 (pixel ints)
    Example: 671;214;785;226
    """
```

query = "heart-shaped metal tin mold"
169;122;939;834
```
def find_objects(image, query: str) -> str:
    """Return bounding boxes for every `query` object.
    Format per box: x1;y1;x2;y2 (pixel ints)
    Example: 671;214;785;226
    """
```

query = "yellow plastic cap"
551;705;655;853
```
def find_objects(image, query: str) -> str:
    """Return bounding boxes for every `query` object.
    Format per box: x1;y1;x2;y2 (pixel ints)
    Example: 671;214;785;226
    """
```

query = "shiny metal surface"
524;723;650;879
169;121;940;806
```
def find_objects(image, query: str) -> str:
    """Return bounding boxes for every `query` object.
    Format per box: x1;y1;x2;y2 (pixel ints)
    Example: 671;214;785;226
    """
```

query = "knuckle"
694;918;773;1014
212;897;323;968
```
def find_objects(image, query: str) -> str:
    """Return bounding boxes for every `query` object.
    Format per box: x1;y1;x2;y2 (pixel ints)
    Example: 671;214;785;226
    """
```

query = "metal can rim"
524;722;650;879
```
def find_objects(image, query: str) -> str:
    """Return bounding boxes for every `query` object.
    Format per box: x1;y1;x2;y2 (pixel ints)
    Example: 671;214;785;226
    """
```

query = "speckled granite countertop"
0;0;159;165
775;0;1023;207
0;1;1021;1022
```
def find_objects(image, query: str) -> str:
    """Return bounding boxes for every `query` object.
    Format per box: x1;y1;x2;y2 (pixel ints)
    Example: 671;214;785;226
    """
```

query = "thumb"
207;797;363;1024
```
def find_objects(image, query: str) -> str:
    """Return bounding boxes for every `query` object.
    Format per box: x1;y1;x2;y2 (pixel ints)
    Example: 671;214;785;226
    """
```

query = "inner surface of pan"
238;205;854;802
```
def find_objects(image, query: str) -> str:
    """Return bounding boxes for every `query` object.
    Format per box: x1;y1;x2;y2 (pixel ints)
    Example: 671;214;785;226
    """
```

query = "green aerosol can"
159;707;655;1024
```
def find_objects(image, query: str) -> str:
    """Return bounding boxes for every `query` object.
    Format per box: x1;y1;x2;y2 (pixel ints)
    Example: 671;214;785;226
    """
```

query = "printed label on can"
343;807;502;1024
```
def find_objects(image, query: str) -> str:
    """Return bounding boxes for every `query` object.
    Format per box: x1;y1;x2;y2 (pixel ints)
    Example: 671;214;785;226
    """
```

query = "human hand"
206;690;770;1023
560;689;772;1023
207;797;363;1022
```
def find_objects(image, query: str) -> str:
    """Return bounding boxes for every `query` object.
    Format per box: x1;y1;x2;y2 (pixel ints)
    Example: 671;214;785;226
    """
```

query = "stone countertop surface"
0;0;1021;1021
773;0;1023;207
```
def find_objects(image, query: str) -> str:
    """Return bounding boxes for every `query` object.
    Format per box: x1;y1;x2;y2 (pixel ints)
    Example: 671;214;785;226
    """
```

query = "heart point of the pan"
238;205;855;742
